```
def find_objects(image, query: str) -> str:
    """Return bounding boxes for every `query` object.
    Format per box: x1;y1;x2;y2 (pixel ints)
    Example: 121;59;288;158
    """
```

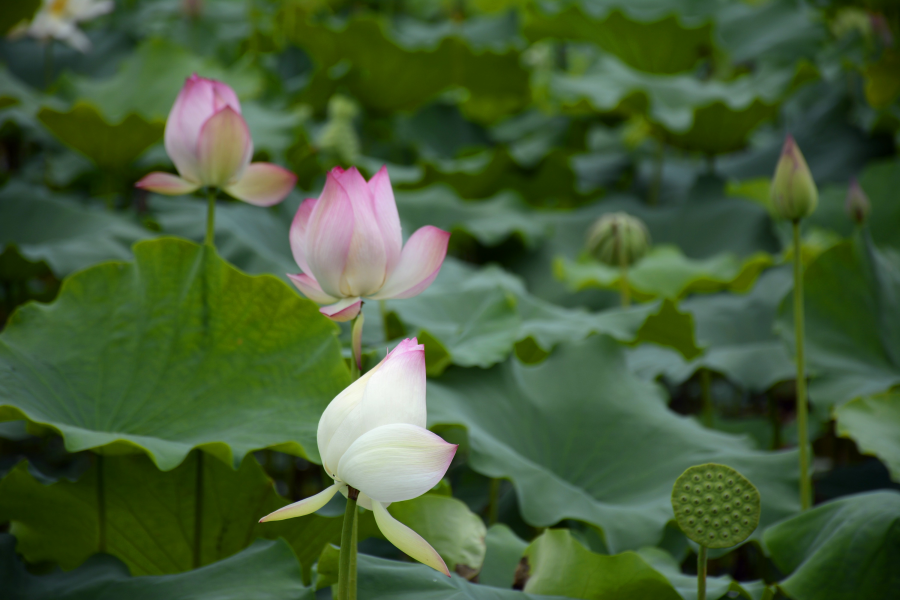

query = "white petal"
287;273;337;305
319;297;361;322
318;368;380;476
373;500;449;576
258;482;342;522
336;423;457;504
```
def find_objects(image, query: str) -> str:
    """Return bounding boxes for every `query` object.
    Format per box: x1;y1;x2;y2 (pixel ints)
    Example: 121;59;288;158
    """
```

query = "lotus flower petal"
306;171;354;298
224;163;296;206
196;106;253;187
373;500;449;576
258;482;343;522
371;226;450;300
134;172;200;196
287;273;338;305
336;423;457;504
289;198;317;274
319;297;361;323
368;166;402;273
333;167;388;297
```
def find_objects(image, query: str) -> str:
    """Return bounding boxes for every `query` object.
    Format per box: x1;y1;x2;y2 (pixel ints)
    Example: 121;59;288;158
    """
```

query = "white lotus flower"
8;0;114;53
260;338;457;576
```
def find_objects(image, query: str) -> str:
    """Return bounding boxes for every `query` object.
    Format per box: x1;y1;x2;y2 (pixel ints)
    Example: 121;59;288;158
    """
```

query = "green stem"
487;478;501;525
337;487;359;600
97;454;106;553
793;220;811;511
193;451;204;569
697;545;707;600
619;263;630;308
351;311;364;380
205;188;217;247
700;369;713;428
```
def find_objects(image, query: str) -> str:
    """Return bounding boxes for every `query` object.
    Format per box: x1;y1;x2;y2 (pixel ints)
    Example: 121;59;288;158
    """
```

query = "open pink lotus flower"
136;74;296;206
289;166;451;321
259;338;457;575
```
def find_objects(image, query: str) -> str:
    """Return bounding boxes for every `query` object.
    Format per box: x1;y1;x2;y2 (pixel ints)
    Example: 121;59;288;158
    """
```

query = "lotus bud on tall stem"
771;135;818;511
585;212;650;307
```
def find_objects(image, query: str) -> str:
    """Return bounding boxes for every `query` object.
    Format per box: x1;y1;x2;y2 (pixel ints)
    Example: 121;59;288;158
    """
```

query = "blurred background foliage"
1;1;900;599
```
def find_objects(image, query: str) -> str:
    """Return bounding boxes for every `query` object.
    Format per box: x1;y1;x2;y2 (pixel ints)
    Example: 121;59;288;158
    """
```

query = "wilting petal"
287;273;337;305
224;163;296;206
259;482;343;522
134;172;200;196
321;339;426;474
370;226;450;300
319;367;380;476
337;423;457;503
373;500;450;576
368;166;402;274
334;167;387;297
196;106;253;187
289;198;317;274
307;171;354;298
320;297;361;323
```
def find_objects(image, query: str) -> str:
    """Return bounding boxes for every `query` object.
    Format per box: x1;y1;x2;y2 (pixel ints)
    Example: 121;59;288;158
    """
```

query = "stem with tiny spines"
97;454;106;553
792;220;811;510
337;487;359;600
697;545;707;600
205;188;217;247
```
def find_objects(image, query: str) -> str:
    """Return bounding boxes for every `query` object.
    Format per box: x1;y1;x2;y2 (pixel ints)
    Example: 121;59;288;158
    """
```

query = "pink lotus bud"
136;74;296;206
287;166;451;322
845;178;871;225
770;135;818;221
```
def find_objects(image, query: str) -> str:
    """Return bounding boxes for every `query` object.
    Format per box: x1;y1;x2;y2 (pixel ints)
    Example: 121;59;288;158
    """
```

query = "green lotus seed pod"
671;463;760;549
845;178;870;225
585;212;650;268
770;135;818;221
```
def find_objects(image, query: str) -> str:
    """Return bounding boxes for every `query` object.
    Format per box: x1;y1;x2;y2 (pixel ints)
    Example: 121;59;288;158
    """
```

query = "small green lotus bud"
586;212;650;267
845;178;870;225
770;135;818;221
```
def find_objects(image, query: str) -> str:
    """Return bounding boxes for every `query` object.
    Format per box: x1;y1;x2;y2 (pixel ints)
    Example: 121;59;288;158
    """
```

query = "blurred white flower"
8;0;114;53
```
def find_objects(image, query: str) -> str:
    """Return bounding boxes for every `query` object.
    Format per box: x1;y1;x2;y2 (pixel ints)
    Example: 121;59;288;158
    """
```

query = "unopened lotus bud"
586;212;650;268
845;178;870;225
770;135;818;221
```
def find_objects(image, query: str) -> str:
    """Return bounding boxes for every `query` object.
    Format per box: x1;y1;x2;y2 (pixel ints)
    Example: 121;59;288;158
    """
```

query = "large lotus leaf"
369;258;699;375
150;195;296;281
635;546;764;600
522;529;681;600
0;454;348;575
715;0;826;66
37;104;164;170
0;238;348;471
556;245;772;301
394;185;550;249
549;56;798;153
388;493;487;572
0;534;313;600
282;11;529;123
522;0;715;74
349;551;568;600
764;491;900;600
834;392;900;482
628;267;795;393
0;181;155;276
427;336;800;552
777;234;900;409
67;37;264;123
480;524;528;589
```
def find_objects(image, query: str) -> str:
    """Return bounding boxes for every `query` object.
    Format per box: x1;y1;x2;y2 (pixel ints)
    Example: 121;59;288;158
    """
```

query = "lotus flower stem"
337;486;360;600
205;188;217;247
697;545;707;600
487;478;501;525
618;258;630;307
351;312;364;380
700;369;713;428
97;454;106;553
193;451;204;568
792;220;811;510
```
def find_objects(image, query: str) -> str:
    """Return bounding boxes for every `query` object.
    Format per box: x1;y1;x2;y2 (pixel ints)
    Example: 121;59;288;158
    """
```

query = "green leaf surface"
480;524;528;589
0;454;345;575
0;238;348;470
0;181;156;276
778;234;900;408
427;336;800;552
522;529;682;600
37;104;163;170
764;491;900;600
834;392;900;482
636;546;763;600
556;245;772;301
0;534;313;600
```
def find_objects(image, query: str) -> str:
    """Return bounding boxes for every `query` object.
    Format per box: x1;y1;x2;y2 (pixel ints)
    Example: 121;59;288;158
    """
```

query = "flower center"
49;0;70;16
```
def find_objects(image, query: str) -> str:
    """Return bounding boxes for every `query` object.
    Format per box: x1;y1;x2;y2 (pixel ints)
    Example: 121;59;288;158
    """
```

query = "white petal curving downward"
373;500;449;576
258;482;343;522
337;423;457;504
